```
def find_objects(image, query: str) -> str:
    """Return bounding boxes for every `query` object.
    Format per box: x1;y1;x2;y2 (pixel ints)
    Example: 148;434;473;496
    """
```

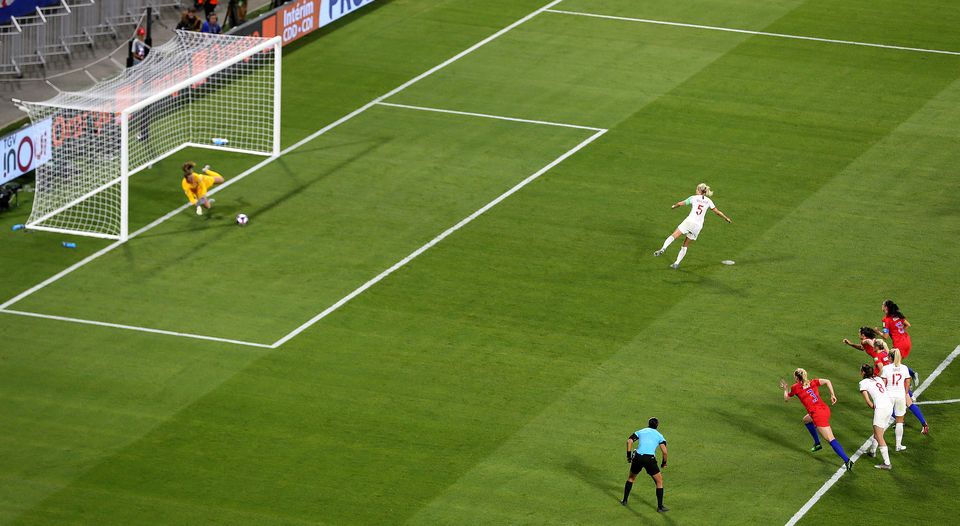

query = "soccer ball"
236;213;249;226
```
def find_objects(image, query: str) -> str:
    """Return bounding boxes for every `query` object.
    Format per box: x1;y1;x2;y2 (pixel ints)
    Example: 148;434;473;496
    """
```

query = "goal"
17;31;281;241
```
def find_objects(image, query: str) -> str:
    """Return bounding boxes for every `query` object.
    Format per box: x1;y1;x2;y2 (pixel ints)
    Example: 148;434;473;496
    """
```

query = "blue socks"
805;422;820;445
907;390;928;426
829;439;850;463
909;404;928;426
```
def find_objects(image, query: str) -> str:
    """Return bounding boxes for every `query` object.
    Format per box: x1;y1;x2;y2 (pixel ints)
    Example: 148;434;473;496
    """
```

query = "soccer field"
2;0;960;523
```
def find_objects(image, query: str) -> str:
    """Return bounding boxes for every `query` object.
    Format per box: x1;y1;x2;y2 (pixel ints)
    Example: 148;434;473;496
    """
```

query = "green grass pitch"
2;0;960;524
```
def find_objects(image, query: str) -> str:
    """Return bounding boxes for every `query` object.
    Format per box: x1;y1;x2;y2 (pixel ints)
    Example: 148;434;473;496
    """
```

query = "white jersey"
683;195;716;230
858;377;891;407
881;364;909;399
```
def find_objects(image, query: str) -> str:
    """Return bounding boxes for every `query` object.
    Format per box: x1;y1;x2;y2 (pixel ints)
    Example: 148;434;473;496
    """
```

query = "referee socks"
622;481;633;503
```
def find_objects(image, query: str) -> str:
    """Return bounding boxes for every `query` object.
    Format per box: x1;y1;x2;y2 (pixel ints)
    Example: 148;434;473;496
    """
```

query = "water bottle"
62;241;76;248
212;138;229;146
12;224;24;231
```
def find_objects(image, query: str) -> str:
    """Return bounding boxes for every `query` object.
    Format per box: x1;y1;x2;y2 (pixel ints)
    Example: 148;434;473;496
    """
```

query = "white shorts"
873;401;894;428
677;218;703;240
890;395;907;417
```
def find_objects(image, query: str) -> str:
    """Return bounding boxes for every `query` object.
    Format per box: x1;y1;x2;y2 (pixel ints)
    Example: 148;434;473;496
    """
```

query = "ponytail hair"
892;347;902;366
873;338;890;355
794;368;808;385
860;363;874;378
696;183;713;197
883;299;905;319
859;326;877;339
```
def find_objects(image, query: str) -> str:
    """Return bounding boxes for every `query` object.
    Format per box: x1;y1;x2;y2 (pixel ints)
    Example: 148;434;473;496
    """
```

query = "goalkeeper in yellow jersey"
181;161;225;215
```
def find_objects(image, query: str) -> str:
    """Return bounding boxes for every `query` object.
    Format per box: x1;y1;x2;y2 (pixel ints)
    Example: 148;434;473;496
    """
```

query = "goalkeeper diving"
181;162;225;215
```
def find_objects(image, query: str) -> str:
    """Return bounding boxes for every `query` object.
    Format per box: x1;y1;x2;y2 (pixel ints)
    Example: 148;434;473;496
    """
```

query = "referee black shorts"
630;453;660;476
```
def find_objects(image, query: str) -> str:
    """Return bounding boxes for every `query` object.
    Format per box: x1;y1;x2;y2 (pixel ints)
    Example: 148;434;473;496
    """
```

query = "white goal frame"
19;32;282;242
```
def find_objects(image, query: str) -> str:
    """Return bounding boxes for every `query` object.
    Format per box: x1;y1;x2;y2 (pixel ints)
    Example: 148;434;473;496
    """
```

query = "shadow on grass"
565;457;621;500
137;138;385;243
565;457;665;521
715;408;817;459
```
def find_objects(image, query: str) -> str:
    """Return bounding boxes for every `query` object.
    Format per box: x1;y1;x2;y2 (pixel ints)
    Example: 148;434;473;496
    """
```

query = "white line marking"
0;309;272;349
784;345;960;526
375;102;605;131
0;0;565;316
915;398;960;406
914;346;960;398
546;9;960;57
270;128;607;348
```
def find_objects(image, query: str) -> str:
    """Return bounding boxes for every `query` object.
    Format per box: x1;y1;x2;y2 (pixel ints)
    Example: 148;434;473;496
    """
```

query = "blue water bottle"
12;224;24;231
212;138;229;146
62;241;76;248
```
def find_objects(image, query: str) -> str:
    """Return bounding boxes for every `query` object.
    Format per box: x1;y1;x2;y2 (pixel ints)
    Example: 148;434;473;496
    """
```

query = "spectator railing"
0;0;180;78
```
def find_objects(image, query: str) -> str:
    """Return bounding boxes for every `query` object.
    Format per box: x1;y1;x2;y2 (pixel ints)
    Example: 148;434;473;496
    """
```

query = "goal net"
18;31;281;241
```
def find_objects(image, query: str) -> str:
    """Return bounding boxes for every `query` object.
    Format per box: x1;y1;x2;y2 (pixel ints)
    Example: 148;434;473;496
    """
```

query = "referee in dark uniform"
621;417;669;512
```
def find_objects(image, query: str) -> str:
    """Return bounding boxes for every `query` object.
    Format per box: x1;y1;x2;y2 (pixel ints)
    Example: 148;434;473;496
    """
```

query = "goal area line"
0;101;608;349
784;344;960;526
915;398;960;406
0;0;578;343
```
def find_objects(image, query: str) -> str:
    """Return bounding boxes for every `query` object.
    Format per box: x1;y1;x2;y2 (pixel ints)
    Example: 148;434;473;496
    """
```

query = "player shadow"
659;267;748;297
138;139;384;242
564;458;667;521
564;457;622;500
246;139;385;219
714;408;826;461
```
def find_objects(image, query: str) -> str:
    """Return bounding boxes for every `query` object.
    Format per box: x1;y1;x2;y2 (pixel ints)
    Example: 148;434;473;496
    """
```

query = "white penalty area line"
546;9;960;57
269;127;607;348
0;309;272;349
374;102;605;132
915;398;960;406
784;344;960;526
0;0;567;325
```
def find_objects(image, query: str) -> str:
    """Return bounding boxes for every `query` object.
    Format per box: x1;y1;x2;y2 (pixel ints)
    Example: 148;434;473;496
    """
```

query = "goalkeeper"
181;162;225;215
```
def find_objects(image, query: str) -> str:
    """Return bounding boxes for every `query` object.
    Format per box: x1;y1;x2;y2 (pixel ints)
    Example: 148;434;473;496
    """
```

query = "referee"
621;417;669;512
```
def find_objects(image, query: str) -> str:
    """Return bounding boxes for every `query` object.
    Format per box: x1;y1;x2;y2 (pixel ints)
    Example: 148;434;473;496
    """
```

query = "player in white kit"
858;363;893;470
654;183;732;269
881;347;912;452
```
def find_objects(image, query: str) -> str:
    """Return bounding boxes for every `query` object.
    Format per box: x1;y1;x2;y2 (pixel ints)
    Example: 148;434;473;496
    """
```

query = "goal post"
18;31;282;242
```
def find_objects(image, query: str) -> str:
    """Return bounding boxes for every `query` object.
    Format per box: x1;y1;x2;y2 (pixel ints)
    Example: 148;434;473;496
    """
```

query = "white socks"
660;236;674;251
675;247;688;265
868;437;878;455
879;446;890;465
895;423;904;448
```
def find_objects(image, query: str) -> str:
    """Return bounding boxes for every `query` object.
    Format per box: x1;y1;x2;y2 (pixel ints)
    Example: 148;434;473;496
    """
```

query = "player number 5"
695;204;704;215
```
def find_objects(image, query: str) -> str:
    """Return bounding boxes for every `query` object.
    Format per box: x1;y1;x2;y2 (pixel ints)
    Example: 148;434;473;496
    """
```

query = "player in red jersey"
875;300;929;434
843;327;890;375
877;299;912;358
779;368;853;470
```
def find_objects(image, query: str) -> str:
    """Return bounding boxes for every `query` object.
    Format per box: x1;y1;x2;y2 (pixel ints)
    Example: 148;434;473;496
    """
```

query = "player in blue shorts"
621;417;669;512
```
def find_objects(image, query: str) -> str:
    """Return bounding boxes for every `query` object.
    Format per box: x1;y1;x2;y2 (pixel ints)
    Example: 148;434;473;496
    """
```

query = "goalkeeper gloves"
202;165;211;173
